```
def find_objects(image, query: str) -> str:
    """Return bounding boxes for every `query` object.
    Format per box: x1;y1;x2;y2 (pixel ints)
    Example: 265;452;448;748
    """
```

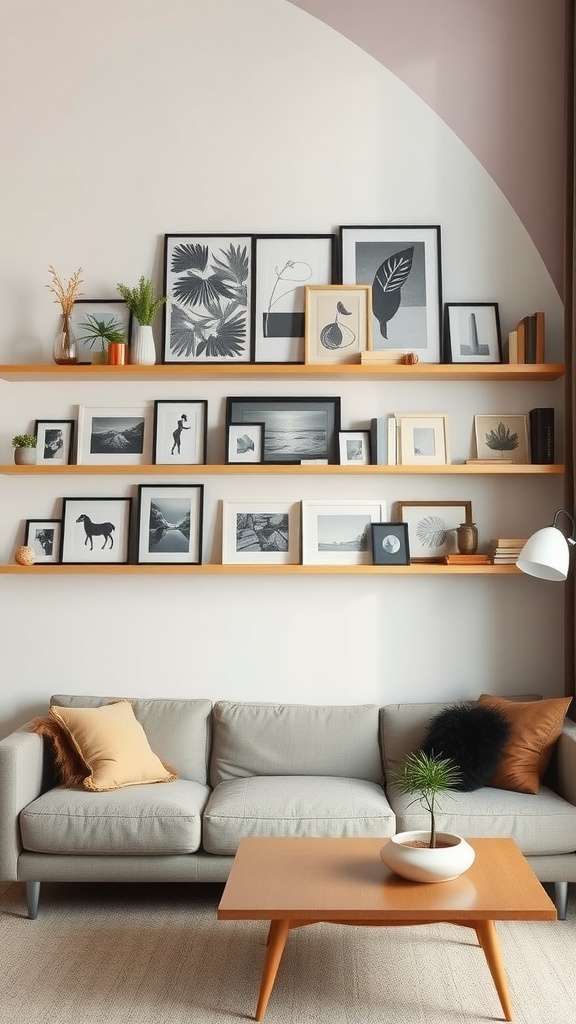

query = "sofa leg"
553;882;568;921
26;881;41;920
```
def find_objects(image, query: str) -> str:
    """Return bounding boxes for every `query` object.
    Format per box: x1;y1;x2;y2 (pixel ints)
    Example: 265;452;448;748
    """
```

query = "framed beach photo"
222;501;300;564
34;419;75;466
371;523;410;566
301;499;387;565
24;519;62;564
339;225;442;362
396;500;472;562
474;414;530;464
152;400;208;465
71;299;132;363
396;414;450;466
226;396;341;465
226;422;265;464
136;484;204;565
338;430;371;465
77;405;152;465
304;284;372;364
252;234;336;363
60;497;132;565
162;233;252;363
443;302;502;363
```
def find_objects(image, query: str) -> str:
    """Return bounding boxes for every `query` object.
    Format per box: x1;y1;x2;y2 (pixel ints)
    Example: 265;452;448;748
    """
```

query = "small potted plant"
116;276;168;365
380;750;475;882
12;433;37;466
77;313;126;365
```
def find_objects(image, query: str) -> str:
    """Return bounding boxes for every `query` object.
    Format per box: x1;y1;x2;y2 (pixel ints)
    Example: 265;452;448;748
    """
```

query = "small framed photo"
71;299;132;363
338;430;371;465
474;414;530;464
304;285;372;364
226;422;265;464
301;499;387;565
396;500;472;562
77;405;152;465
222;501;300;564
34;419;75;465
396;413;450;466
226;396;341;464
136;484;204;565
24;519;62;564
60;497;132;565
152;400;207;465
443;302;502;363
371;523;410;566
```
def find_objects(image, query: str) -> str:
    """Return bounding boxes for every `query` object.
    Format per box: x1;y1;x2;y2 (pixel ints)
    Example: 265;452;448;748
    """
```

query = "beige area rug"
1;880;575;1024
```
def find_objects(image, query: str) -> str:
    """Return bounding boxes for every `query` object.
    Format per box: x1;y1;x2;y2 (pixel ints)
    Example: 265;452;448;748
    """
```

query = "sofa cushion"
477;694;573;794
202;775;396;855
29;716;88;787
210;702;383;786
420;702;511;791
19;779;210;855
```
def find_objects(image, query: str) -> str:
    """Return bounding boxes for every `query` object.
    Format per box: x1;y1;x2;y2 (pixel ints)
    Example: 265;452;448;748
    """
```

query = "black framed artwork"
371;523;411;565
226;396;341;464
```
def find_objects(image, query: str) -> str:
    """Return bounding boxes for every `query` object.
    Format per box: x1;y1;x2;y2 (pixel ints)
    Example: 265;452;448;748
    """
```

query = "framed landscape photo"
60;497;132;565
24;519;62;564
152;400;207;465
162;233;252;364
474;414;530;464
396;413;450;466
443;302;502;364
252;234;336;363
338;430;371;465
222;500;300;564
77;405;152;465
71;299;132;363
371;522;410;566
396;500;472;562
34;419;75;466
136;484;204;565
301;499;387;565
304;284;371;364
339;225;442;362
226;396;341;464
226;422;265;464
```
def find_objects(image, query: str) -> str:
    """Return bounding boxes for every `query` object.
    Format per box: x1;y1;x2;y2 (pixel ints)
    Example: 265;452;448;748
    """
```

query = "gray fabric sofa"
1;694;576;920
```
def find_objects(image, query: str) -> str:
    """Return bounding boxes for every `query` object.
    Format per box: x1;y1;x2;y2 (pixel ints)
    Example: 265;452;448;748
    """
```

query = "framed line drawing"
301;499;387;565
304;284;372;364
252;234;336;363
226;422;265;464
226;396;341;464
136;484;204;565
339;225;442;362
396;500;473;562
60;497;132;565
396;413;450;466
34;419;75;466
371;523;410;566
76;405;152;465
222;500;300;564
338;430;371;465
152;400;208;465
473;414;530;464
162;233;252;363
443;302;502;364
71;299;132;363
24;519;62;564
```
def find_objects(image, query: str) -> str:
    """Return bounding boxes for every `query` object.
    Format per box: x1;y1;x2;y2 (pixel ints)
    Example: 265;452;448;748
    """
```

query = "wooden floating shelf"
0;363;565;382
0;563;521;576
0;463;565;476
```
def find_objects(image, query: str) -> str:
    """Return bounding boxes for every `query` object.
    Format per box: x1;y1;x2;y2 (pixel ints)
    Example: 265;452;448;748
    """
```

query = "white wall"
0;0;564;733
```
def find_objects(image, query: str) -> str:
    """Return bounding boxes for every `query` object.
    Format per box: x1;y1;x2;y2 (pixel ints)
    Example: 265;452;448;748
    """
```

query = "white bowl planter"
380;831;475;883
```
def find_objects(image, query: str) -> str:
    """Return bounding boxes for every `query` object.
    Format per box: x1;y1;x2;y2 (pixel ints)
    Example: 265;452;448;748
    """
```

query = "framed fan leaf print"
396;500;472;562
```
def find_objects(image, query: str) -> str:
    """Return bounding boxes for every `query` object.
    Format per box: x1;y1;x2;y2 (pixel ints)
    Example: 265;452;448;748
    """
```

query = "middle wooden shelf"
0;463;565;476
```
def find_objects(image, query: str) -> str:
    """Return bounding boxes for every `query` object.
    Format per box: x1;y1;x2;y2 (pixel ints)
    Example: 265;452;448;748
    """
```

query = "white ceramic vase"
131;324;156;365
380;831;476;883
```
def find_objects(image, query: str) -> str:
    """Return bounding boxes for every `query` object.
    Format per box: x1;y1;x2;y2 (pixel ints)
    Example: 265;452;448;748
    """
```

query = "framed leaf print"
396;500;472;562
162;234;252;363
339;225;442;363
473;414;530;464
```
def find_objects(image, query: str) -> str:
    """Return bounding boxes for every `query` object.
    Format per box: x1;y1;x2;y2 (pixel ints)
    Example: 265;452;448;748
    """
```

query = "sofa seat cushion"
19;779;210;856
202;775;396;856
388;784;576;857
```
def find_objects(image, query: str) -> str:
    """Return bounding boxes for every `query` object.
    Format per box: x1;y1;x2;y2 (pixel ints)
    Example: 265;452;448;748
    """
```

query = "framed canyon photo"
226;396;341;464
222;500;300;564
136;484;204;565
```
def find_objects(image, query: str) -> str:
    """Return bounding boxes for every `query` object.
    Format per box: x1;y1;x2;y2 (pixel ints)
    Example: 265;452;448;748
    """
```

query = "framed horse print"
60;497;132;565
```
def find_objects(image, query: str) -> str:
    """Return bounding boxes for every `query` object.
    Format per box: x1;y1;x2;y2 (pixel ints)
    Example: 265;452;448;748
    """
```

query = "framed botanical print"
136;484;204;565
60;497;132;565
396;500;473;562
34;419;75;465
473;414;530;464
304;284;372;364
152;400;208;465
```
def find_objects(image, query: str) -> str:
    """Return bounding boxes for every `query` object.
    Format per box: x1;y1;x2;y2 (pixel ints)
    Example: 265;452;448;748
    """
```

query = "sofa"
1;693;576;920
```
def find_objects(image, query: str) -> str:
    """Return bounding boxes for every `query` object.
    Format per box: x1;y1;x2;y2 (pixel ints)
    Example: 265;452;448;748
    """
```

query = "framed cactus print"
339;225;442;363
474;414;530;464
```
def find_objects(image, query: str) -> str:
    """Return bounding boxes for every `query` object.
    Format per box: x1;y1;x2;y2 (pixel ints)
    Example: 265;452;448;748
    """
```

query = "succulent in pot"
12;434;37;465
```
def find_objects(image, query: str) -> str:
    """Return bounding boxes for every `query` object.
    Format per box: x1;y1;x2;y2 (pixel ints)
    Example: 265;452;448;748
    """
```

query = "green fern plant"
116;277;167;326
390;750;462;848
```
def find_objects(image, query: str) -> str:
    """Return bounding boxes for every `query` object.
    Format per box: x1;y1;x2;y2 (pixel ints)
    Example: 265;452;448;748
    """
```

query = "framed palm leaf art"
339;225;442;363
396;500;472;562
162;234;253;363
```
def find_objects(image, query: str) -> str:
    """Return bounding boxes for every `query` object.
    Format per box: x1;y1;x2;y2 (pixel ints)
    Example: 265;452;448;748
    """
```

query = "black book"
529;408;554;464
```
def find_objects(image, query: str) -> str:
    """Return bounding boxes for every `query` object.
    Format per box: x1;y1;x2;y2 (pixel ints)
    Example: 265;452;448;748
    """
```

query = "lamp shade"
516;527;570;581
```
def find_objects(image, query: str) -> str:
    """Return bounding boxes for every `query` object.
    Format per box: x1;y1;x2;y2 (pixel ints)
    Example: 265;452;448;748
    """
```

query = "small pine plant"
390;750;462;848
116;277;167;326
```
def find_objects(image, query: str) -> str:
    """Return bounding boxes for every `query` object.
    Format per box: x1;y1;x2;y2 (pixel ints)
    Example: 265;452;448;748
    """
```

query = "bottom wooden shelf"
0;563;521;576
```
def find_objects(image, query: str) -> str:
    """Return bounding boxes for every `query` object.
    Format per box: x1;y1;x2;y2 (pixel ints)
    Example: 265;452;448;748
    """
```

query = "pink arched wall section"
289;0;565;297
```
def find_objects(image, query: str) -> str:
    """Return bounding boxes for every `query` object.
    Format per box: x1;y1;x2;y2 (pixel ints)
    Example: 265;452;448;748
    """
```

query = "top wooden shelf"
0;363;566;382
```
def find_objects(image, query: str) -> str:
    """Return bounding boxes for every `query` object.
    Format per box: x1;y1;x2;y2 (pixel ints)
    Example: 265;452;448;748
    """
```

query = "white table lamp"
516;510;576;581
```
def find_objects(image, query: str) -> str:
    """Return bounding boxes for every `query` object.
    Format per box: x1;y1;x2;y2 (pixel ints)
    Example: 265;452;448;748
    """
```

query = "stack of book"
488;538;527;564
370;414;398;465
507;312;545;364
361;350;410;365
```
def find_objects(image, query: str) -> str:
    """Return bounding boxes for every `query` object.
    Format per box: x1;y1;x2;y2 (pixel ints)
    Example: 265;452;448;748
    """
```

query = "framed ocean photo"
226;396;341;464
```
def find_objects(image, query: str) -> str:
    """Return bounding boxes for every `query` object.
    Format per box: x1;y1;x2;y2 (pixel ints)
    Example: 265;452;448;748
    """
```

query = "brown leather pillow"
29;716;88;788
476;694;572;794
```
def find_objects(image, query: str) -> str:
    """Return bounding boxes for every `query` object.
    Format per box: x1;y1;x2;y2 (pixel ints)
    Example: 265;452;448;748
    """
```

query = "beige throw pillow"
476;694;572;794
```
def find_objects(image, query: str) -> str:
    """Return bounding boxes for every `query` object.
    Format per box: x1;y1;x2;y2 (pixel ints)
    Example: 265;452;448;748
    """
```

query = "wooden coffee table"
217;836;556;1021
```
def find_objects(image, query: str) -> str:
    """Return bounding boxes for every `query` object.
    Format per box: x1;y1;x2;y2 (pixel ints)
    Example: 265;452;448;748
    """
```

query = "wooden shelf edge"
0;463;565;476
0;563;521;576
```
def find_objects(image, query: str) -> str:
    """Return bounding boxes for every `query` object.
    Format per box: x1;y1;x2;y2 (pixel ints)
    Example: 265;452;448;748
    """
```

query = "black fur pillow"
420;702;511;791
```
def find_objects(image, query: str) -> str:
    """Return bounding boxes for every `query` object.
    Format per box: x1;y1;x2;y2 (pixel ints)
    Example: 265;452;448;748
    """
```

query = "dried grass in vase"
46;265;84;316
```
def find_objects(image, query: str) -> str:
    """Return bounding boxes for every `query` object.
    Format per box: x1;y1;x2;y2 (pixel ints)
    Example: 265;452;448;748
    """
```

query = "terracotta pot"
108;342;127;366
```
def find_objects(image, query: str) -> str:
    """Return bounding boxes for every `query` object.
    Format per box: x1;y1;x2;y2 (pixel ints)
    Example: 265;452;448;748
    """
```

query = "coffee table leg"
255;919;291;1021
475;920;513;1022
